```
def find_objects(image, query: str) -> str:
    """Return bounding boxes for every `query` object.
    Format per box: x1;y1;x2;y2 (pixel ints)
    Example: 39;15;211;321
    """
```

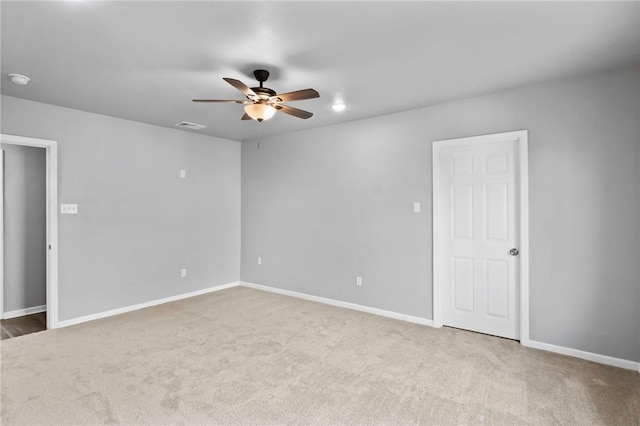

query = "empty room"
1;1;639;424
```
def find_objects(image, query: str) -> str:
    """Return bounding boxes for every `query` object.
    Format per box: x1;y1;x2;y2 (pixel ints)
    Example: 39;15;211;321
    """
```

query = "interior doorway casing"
432;130;530;346
0;134;59;329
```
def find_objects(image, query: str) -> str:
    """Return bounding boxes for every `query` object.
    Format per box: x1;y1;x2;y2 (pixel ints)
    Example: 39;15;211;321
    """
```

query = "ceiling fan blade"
241;113;252;120
272;88;319;102
275;104;313;119
192;99;247;103
223;78;257;98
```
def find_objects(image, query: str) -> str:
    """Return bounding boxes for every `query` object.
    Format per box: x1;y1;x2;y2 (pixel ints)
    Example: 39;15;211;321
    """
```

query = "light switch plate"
61;204;78;214
180;170;186;179
413;202;421;213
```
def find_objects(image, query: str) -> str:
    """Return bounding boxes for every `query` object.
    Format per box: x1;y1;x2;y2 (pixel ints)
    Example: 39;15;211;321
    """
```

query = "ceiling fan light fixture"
244;103;277;122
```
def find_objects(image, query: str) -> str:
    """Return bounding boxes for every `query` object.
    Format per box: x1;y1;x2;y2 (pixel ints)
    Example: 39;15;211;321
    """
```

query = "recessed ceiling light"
8;74;30;85
331;102;346;112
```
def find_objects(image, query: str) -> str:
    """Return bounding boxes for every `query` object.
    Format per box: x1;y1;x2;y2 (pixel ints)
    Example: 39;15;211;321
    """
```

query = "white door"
436;135;521;339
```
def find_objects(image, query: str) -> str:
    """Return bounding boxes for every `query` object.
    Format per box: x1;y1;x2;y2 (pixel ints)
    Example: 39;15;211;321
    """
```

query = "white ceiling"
2;1;639;142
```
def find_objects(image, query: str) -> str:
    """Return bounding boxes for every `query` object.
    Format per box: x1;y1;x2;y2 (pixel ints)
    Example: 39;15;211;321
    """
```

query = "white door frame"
0;134;59;329
432;130;530;345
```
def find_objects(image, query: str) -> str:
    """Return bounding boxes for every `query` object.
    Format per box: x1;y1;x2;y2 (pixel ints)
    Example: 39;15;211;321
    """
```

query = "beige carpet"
1;286;638;425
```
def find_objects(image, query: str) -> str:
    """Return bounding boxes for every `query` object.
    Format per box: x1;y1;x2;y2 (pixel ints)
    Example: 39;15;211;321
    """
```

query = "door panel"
486;259;509;318
439;139;519;339
453;257;474;312
486;183;508;240
486;153;508;173
452;185;473;239
453;155;473;175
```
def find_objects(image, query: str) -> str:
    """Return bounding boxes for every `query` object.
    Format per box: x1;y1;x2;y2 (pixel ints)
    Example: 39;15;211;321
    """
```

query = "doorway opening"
0;134;59;332
432;130;529;345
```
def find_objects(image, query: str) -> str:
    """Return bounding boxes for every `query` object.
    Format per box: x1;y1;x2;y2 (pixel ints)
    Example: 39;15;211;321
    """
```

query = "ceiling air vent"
175;121;207;130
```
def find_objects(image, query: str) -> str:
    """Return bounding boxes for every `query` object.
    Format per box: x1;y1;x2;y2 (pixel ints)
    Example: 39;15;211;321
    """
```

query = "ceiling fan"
193;69;319;122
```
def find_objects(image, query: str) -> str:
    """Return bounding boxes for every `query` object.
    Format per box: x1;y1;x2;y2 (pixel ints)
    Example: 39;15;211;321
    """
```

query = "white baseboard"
527;340;640;372
240;281;434;327
243;282;638;372
48;279;639;373
3;304;47;319
56;281;240;328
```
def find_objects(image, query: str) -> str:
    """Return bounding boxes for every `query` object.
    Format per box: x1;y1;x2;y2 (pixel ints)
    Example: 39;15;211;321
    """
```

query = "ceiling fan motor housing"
251;87;276;99
251;69;276;99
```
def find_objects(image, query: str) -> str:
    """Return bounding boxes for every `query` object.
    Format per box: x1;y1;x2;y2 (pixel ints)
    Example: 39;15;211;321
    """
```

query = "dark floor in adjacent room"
1;312;47;340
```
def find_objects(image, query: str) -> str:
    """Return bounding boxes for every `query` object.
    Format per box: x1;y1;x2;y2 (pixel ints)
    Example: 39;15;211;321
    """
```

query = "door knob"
509;248;519;256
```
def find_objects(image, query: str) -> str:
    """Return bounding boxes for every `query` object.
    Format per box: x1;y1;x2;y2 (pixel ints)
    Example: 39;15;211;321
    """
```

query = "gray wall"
241;64;640;362
2;144;47;312
1;65;637;363
1;96;241;321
